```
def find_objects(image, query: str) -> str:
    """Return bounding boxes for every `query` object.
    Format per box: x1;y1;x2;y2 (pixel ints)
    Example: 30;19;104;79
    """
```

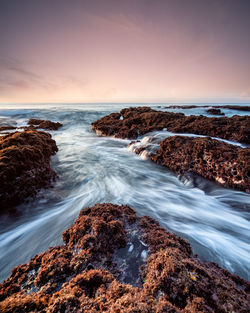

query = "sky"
0;0;250;103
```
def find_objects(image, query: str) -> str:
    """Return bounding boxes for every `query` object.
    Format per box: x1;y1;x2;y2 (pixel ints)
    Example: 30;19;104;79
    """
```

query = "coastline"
0;103;250;308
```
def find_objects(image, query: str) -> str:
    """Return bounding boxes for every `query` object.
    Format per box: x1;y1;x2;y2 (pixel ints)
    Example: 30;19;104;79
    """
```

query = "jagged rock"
206;108;225;115
0;203;249;312
150;136;250;193
28;119;63;131
0;130;58;210
92;107;250;144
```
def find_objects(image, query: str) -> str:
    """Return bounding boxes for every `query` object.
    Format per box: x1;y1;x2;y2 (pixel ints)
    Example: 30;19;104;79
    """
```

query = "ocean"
0;103;249;282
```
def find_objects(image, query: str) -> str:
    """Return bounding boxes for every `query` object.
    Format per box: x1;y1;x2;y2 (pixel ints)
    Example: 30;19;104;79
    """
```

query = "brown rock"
28;119;63;131
165;105;199;109
165;105;250;111
217;105;250;112
0;130;58;210
0;125;16;132
92;107;250;144
206;108;224;115
150;136;250;193
0;203;249;312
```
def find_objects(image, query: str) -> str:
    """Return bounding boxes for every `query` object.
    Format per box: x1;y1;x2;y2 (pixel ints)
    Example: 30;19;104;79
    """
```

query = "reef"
150;136;250;193
0;130;58;210
92;107;250;144
219;105;250;112
206;108;224;115
0;126;16;132
0;119;63;133
164;105;250;111
28;119;63;131
0;203;249;312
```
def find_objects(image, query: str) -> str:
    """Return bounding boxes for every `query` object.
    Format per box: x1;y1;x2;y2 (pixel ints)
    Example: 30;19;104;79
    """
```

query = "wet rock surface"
0;203;249;312
164;105;250;111
0;125;16;132
206;108;224;115
132;136;250;193
219;105;250;112
0;119;63;133
0;130;58;210
92;107;250;144
28;119;63;131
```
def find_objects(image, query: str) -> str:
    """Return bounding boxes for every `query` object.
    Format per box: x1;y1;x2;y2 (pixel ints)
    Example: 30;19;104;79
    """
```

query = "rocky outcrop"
28;119;63;131
92;107;250;144
0;131;58;210
131;136;250;193
0;203;249;312
164;105;250;111
206;108;224;115
0;126;16;132
219;105;250;112
0;119;63;133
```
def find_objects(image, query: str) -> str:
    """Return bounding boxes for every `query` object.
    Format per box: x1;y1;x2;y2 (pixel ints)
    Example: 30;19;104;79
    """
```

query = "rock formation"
164;105;250;111
151;136;250;193
206;108;224;115
28;119;63;131
92;107;250;144
0;130;58;210
0;126;16;132
0;203;249;312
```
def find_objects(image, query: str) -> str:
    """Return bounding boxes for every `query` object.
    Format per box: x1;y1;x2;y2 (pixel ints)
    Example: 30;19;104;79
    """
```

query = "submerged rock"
0;203;249;312
92;107;250;144
28;119;63;131
0;130;58;210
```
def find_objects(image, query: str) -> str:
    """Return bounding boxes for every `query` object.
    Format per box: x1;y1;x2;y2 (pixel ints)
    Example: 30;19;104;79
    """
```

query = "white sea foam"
0;103;249;282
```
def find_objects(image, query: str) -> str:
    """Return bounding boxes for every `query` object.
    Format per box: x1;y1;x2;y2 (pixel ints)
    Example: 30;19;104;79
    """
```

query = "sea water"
0;103;249;282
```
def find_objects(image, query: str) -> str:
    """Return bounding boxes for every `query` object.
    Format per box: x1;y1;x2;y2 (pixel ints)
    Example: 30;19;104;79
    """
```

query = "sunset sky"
0;0;249;103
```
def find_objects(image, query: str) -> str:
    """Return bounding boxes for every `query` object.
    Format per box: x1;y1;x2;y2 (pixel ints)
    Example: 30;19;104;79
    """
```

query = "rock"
0;130;58;210
0;203;249;312
92;107;250;144
206;108;225;115
0;125;16;132
218;105;250;112
150;136;250;193
164;105;250;111
28;119;63;131
165;105;199;109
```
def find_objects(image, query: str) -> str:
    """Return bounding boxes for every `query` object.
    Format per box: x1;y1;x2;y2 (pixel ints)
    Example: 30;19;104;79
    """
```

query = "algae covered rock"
0;130;58;210
0;203;249;312
92;107;250;143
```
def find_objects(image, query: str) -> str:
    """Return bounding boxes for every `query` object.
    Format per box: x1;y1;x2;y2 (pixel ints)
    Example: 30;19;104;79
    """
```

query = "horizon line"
0;101;250;105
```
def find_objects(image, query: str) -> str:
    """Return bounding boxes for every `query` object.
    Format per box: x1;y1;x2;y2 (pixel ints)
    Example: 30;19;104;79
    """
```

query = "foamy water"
0;103;249;282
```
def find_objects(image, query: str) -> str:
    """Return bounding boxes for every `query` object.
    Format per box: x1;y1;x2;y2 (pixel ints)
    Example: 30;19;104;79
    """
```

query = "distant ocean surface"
0;103;250;282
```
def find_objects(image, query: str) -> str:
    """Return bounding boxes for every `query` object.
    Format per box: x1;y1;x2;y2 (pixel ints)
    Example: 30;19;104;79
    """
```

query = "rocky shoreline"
0;109;249;312
0;119;62;210
0;203;249;312
92;107;250;192
131;136;250;193
92;107;250;144
163;105;250;112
